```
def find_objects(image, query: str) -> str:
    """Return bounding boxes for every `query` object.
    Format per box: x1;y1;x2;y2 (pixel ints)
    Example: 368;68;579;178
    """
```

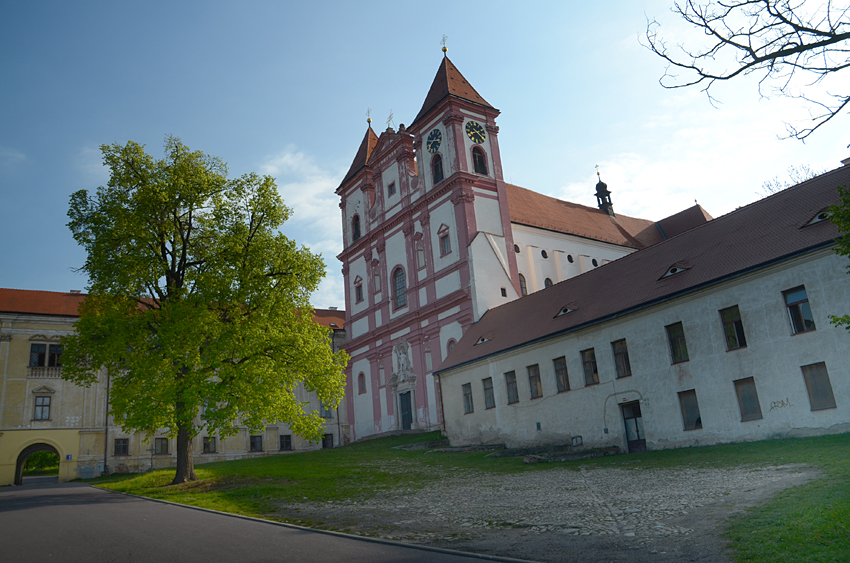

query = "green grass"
22;465;59;476
89;432;849;562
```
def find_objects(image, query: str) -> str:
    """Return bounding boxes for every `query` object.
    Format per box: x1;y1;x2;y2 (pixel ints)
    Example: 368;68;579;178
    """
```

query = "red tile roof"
0;288;86;317
439;164;849;374
0;288;346;329
656;204;714;239
411;56;494;126
507;184;665;249
339;127;379;189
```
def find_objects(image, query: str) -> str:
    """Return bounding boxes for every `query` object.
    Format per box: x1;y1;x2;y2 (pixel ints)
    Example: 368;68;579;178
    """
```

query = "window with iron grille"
114;438;129;456
527;364;542;399
666;322;689;364
462;383;474;414
505;371;519;404
203;437;216;453
33;396;51;420
154;438;168;455
29;343;62;367
352;215;361;242
440;234;452;256
783;286;816;334
734;377;763;421
801;362;837;411
357;372;366;394
482;377;495;409
393;268;407;308
322;434;334;449
611;339;632;378
719;306;747;350
678;390;703;431
581;348;599;386
355;283;363;303
280;435;292;451
519;274;527;296
553;356;569;392
250;435;263;452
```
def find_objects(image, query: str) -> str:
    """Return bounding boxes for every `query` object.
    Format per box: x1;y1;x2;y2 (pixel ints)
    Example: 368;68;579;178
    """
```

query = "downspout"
435;373;446;434
103;368;110;475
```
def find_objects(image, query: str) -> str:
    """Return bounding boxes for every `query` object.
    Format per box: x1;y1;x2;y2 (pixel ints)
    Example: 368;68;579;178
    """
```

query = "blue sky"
1;1;847;308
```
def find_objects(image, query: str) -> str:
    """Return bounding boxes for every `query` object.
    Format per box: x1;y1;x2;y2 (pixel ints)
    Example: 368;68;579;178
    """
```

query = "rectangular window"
29;343;46;367
33;396;51;420
666;322;689;363
678;390;703;431
784;286;816;334
320;403;334;418
801;362;837;411
250;435;263;452
440;234;452;256
48;344;62;367
154;438;168;455
505;371;519;404
611;339;632;378
114;438;129;456
527;364;542;399
719;306;747;350
553;356;570;392
462;383;474;414
482;377;495;409
203;437;216;453
387;182;396;196
322;434;334;449
581;348;599;386
280;435;292;451
355;284;363;303
734;377;763;421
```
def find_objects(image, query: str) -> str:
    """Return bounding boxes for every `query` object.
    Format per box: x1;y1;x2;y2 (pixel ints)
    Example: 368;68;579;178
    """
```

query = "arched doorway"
15;443;60;486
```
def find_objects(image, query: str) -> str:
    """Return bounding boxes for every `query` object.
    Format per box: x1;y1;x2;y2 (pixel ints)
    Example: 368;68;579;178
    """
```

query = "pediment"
32;385;55;394
29;334;61;342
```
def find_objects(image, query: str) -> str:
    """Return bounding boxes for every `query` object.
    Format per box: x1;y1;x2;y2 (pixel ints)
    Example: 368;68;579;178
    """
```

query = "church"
335;53;711;441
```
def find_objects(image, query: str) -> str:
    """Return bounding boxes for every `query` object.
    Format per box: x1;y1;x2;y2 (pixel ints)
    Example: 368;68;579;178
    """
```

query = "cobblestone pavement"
276;462;816;563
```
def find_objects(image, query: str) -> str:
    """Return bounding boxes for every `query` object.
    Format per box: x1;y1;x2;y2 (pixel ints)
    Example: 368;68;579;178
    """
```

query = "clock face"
426;129;442;153
465;120;486;144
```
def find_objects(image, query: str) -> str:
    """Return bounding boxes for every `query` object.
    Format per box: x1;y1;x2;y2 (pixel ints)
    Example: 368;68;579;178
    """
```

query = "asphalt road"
0;482;525;563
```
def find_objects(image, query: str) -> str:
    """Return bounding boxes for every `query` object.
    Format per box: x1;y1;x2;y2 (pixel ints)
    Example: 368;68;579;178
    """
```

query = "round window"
567;255;574;263
514;244;520;253
592;259;599;267
541;250;548;259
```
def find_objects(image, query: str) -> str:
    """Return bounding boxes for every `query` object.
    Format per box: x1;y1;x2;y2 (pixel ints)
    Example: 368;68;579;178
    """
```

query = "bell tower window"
432;154;444;184
352;215;361;242
392;267;407;309
472;147;488;175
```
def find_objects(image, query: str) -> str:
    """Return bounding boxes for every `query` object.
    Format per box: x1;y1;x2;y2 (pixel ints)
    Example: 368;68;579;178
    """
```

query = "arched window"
472;147;488;175
544;278;553;288
392;267;407;308
447;339;457;354
519;274;528;296
357;373;366;395
373;267;381;293
432;154;444;184
352;215;361;242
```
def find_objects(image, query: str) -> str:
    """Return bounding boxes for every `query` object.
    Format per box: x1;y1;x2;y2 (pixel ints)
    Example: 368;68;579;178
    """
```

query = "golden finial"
441;35;448;55
366;108;372;126
595;164;601;179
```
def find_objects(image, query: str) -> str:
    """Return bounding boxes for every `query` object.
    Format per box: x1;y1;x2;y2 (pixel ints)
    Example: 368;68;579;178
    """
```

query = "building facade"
437;163;850;451
336;55;709;441
0;289;347;486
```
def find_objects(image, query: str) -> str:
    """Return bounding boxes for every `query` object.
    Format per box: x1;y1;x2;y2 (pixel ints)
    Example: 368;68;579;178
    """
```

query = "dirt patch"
269;463;817;562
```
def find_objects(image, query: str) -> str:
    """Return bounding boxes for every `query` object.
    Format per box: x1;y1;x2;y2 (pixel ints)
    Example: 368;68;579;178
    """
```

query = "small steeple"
595;165;614;217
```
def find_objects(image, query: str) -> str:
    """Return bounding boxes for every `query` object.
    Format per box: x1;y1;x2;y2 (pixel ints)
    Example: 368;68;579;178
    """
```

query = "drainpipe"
435;373;446;434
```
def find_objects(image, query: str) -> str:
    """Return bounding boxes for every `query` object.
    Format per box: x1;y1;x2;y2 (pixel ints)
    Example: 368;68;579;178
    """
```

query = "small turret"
595;167;614;217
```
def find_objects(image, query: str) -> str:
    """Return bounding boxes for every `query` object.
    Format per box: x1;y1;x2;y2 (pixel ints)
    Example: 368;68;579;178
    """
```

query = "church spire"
338;126;379;189
411;56;495;126
595;166;614;217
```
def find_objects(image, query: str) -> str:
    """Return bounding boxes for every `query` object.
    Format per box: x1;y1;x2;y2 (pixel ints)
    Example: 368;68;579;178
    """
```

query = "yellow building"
0;288;347;486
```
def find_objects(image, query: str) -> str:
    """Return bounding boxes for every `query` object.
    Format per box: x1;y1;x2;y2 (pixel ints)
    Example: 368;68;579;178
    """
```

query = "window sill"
507;401;519;405
31;419;52;422
740;416;763;422
584;381;600;387
615;374;632;379
557;389;570;394
202;451;217;454
530;396;543;400
790;329;816;336
671;360;689;365
811;405;837;411
726;346;747;352
484;406;496;410
684;426;703;432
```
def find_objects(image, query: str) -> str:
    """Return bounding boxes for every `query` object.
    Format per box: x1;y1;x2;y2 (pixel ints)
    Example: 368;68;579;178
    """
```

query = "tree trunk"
171;402;196;484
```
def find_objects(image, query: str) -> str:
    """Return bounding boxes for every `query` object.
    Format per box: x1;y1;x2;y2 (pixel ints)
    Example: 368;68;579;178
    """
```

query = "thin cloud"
0;146;28;172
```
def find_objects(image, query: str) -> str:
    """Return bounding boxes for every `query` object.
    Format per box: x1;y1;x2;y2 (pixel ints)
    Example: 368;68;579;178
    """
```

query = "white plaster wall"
349;254;368;316
511;224;637;292
350;316;369;340
439;321;464;364
382;162;400;205
430;200;458;273
473;195;503;236
435;271;461;300
469;233;516;321
345;190;366;244
351;358;374;440
442;250;850;450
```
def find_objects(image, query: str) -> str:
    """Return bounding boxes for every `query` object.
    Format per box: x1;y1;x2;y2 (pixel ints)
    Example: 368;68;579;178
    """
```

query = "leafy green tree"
64;137;347;484
830;183;850;330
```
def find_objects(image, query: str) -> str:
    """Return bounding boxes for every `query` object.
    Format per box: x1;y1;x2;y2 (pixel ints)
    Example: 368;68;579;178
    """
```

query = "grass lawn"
89;432;849;563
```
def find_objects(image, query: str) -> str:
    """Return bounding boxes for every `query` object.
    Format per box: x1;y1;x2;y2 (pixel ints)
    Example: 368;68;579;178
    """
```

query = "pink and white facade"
335;56;710;440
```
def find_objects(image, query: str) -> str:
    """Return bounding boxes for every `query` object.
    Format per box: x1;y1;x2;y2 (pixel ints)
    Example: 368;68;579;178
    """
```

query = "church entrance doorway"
400;392;413;430
621;402;646;453
15;443;60;485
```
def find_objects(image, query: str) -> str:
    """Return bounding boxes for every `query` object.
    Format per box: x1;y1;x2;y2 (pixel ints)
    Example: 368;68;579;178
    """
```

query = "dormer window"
472;147;488;175
352;215;361;242
662;263;690;278
432;154;444;184
474;332;494;346
805;209;831;226
556;305;575;317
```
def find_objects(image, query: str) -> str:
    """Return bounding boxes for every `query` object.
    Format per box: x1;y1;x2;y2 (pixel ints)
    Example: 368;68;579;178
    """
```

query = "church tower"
336;53;519;441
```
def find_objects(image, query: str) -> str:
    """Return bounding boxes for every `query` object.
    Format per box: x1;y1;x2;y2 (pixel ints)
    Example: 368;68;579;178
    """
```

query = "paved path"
0;483;521;563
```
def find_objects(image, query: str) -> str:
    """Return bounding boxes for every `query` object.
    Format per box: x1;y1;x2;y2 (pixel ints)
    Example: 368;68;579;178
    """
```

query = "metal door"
400;391;412;430
621;401;646;453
